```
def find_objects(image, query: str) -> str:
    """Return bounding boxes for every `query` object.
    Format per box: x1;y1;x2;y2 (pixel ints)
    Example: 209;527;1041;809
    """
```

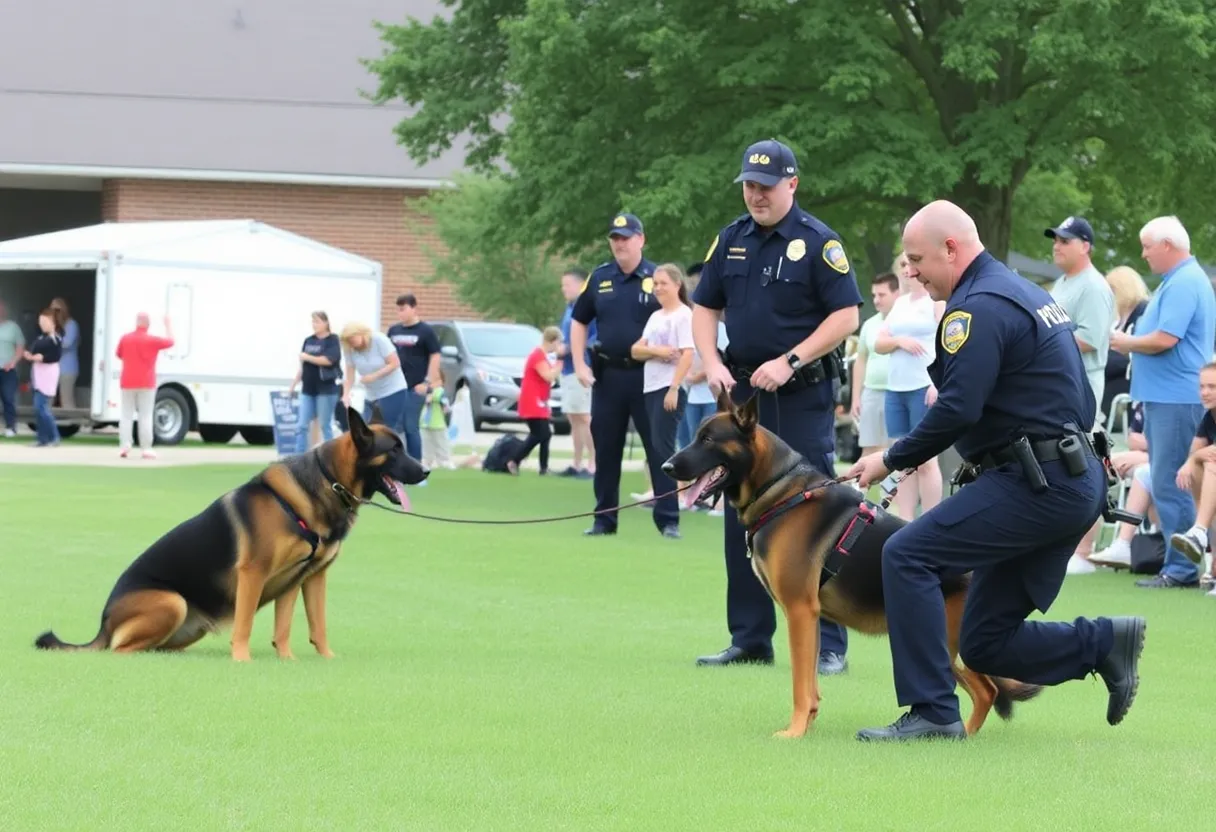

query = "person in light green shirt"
0;300;26;436
850;272;900;456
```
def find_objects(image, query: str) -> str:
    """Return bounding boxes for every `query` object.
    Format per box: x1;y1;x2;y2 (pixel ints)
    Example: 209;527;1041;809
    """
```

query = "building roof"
0;0;463;186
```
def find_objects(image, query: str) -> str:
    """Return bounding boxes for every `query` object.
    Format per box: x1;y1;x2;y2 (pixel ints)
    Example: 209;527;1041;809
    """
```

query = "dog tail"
991;676;1044;720
34;626;108;652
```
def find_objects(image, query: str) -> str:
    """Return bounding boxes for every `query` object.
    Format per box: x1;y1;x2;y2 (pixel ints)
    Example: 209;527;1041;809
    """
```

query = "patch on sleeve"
940;310;972;355
822;239;850;274
704;234;719;263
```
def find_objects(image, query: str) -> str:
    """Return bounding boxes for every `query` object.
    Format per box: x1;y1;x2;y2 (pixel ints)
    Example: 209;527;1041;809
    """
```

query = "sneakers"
1090;539;1132;568
1169;526;1208;565
1066;554;1098;574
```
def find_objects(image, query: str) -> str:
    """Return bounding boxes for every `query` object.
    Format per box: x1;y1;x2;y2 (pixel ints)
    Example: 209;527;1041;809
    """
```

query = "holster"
721;347;831;395
1073;423;1146;527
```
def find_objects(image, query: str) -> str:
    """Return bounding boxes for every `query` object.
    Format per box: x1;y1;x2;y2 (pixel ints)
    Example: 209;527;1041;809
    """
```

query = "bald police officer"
691;139;862;671
570;213;682;538
848;200;1146;743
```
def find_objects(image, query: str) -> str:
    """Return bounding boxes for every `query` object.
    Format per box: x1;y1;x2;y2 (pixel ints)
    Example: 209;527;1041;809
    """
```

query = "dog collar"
313;450;361;514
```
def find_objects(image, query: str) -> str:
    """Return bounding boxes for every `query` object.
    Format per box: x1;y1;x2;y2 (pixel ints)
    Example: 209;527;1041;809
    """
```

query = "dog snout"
661;460;675;476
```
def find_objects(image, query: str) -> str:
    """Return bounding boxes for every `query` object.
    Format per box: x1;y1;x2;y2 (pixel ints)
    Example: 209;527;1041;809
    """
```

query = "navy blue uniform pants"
723;382;848;657
882;457;1116;725
590;366;679;532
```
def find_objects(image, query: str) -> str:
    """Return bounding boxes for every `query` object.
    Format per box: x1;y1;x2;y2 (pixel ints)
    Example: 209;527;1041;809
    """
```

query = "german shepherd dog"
34;407;428;661
663;389;1041;739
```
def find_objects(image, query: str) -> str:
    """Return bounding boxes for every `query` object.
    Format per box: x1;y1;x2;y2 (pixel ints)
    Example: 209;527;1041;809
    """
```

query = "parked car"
429;320;570;434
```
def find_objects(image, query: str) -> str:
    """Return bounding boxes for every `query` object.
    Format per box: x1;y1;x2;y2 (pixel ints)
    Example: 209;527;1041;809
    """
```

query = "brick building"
0;0;471;328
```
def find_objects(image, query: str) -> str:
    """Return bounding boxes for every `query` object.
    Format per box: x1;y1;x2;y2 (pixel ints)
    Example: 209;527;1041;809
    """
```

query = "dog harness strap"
820;502;876;585
745;489;814;556
266;487;321;562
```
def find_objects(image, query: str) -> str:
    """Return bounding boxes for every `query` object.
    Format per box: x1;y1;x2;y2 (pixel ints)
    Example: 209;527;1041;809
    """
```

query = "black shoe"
1135;574;1197;588
818;651;848;676
583;526;616;536
855;710;967;743
695;646;774;667
660;525;681;539
1095;616;1146;726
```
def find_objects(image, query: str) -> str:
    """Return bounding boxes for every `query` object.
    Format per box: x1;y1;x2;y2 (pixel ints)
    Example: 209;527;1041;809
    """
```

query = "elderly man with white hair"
1111;215;1216;588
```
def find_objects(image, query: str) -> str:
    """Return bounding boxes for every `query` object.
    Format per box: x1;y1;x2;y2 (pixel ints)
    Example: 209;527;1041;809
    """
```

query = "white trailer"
0;219;380;445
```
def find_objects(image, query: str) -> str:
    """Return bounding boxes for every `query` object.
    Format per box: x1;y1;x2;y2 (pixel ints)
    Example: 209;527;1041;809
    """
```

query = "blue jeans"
0;368;17;430
678;400;717;450
401;389;425;462
363;388;410;447
33;390;60;445
1144;402;1205;584
296;392;338;453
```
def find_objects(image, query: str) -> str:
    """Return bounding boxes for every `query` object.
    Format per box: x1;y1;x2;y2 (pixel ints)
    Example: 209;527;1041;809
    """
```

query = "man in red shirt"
115;313;174;458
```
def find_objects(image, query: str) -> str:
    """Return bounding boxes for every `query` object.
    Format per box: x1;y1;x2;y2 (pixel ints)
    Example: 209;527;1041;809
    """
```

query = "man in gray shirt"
1045;216;1116;422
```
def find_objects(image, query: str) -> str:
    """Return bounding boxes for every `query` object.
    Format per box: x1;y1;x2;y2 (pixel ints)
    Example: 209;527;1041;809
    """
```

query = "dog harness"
267;487;326;565
746;485;879;587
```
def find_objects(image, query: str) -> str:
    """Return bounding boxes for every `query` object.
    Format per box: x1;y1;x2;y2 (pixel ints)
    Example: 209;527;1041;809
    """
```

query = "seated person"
1169;363;1216;568
1089;460;1158;568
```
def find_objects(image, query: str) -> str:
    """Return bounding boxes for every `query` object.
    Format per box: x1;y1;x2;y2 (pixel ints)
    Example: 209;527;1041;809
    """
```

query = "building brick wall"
100;178;476;329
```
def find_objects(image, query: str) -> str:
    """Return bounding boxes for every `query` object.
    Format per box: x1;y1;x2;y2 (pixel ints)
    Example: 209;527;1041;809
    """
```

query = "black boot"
855;710;966;743
1095;616;1146;726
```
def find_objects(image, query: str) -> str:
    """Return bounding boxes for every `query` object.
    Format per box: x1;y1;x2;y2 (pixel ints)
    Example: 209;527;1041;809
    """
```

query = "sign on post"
269;391;302;457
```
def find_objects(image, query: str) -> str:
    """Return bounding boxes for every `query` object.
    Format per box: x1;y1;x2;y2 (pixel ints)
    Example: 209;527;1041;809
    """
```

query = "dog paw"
773;722;810;739
231;647;252;662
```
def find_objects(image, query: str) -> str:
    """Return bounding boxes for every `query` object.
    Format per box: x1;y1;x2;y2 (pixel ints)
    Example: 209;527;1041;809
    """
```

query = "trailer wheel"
238;426;275;446
198;424;238;444
153;388;192;446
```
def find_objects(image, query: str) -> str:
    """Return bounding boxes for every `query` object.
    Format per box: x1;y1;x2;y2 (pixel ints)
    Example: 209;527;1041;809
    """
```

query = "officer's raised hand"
750;357;794;392
848;450;890;489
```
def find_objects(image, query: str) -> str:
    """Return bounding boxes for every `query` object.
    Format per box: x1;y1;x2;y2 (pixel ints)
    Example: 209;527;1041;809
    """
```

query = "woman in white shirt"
873;251;946;519
629;263;696;504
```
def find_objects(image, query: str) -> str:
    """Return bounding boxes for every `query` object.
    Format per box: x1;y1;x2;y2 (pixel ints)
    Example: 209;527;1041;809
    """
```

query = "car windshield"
459;324;543;358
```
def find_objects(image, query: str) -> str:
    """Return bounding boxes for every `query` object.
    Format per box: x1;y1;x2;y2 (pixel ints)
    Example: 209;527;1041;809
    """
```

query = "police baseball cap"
608;213;644;238
734;139;799;186
1044;216;1094;244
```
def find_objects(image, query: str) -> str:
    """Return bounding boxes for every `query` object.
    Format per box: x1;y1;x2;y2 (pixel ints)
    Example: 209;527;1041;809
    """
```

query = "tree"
414;172;593;327
364;0;1216;277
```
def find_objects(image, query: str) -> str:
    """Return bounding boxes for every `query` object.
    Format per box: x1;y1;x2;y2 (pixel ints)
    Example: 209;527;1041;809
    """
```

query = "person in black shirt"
288;311;343;452
24;308;63;447
386;293;441;463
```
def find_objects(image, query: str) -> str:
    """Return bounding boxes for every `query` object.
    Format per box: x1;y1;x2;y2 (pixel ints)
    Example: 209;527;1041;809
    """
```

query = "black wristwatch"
785;352;802;370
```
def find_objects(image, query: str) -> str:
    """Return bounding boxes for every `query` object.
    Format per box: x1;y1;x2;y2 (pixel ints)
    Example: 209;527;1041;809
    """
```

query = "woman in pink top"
24;309;63;447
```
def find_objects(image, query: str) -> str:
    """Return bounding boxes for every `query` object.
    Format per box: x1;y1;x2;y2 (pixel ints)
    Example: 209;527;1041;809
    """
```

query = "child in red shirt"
508;327;562;475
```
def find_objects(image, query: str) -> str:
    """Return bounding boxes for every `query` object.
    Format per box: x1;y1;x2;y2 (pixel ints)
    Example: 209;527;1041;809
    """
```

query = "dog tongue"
391;480;410;511
683;470;715;510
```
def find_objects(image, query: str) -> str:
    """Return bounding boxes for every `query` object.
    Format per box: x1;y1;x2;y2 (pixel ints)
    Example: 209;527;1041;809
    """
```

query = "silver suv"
430;320;570;434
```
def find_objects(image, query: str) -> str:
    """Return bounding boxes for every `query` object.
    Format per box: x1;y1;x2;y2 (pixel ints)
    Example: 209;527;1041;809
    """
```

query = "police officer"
691;139;862;671
569;213;682;538
847;200;1146;742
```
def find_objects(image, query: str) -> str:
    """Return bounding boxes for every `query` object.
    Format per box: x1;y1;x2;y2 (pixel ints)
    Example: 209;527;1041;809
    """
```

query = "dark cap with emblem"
734;139;799;187
1044;216;1094;244
608;213;644;238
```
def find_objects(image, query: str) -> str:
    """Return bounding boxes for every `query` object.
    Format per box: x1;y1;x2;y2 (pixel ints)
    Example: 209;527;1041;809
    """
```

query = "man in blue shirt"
1111;215;1216;588
557;268;596;478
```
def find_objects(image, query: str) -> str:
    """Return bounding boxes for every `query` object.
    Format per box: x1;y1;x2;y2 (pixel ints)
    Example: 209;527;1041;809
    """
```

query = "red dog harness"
746;488;879;586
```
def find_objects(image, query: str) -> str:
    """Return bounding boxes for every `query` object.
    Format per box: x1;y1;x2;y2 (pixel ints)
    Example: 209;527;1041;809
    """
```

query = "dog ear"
367;402;385;426
715;384;735;414
347;406;375;454
735;393;759;432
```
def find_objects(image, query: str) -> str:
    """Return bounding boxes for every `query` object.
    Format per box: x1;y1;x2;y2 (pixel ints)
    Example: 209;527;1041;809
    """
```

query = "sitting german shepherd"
34;407;428;661
663;389;1041;739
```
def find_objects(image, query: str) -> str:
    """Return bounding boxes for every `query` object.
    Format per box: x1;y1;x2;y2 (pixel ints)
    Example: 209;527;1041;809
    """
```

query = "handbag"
1129;530;1165;575
318;364;341;383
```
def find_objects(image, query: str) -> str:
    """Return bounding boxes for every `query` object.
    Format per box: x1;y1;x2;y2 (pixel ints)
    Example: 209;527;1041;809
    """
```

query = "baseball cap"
1044;216;1094;244
734;139;799;186
608;213;644;238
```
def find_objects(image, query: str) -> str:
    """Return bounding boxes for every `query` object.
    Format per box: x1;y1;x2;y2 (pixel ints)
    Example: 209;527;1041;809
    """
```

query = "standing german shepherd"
34;407;428;661
663;389;1041;739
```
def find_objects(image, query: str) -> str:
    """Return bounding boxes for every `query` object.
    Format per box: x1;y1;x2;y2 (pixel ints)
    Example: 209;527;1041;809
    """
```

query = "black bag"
1129;530;1166;575
482;434;526;473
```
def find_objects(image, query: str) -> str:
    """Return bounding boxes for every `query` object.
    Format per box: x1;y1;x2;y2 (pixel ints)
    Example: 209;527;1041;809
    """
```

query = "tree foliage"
413;173;592;327
365;0;1216;292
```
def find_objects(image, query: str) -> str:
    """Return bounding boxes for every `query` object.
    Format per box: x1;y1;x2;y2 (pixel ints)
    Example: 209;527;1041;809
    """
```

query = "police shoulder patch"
704;234;719;263
940;310;972;355
822;239;850;274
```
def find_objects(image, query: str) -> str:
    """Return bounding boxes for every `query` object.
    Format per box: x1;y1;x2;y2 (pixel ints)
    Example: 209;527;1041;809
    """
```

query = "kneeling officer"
848;200;1146;743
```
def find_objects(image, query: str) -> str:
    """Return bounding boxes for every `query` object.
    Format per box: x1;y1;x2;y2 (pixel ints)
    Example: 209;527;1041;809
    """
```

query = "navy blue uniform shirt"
885;251;1096;471
692;202;863;369
570;257;660;359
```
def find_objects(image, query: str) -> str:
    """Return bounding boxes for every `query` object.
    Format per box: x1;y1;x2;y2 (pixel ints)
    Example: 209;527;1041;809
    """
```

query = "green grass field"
2;461;1213;831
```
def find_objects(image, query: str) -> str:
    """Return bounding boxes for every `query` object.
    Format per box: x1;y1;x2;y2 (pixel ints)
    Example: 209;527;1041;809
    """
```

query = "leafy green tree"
364;0;1216;284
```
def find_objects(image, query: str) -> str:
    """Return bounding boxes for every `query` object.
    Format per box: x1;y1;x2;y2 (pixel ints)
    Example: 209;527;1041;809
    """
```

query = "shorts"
1132;462;1152;497
559;372;591;415
857;386;888;447
884;386;931;439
